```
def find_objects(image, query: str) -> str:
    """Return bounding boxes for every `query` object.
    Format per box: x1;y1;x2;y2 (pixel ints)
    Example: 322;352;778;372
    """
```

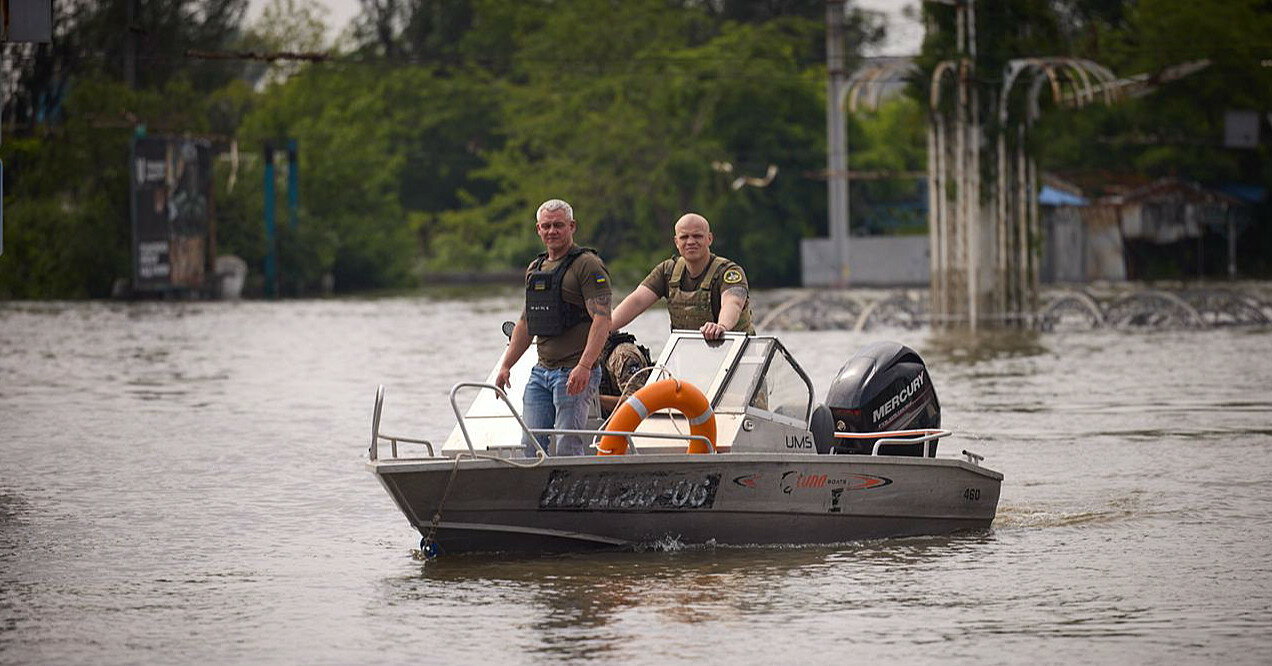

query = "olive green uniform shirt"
525;248;611;368
640;254;754;332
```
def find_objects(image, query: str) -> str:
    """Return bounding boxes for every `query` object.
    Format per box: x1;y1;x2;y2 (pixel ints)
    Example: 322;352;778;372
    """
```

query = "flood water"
2;294;1270;663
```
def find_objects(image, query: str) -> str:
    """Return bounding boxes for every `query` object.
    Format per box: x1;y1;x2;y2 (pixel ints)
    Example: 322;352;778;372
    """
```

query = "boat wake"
995;496;1147;529
638;534;690;552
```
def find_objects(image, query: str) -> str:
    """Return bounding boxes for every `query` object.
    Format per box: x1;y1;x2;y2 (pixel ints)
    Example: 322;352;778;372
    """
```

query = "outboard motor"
817;341;940;456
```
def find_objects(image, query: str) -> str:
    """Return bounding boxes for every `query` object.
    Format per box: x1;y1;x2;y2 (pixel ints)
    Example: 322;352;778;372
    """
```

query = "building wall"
1041;205;1126;283
1041;206;1085;282
801;236;930;287
1085;206;1127;281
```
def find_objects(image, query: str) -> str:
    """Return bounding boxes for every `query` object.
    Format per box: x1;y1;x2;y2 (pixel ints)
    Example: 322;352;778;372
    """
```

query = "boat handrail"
834;428;953;458
379;433;436;459
558;429;714;454
371;385;435;460
371;384;720;461
447;383;715;457
449;382;541;456
375;386;960;461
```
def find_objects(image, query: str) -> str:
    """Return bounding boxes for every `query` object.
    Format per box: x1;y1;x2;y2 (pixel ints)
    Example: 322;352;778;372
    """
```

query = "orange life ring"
597;378;716;455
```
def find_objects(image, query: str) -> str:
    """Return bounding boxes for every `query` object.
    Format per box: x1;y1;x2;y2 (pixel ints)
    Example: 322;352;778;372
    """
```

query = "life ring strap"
624;395;650;420
687;408;714;426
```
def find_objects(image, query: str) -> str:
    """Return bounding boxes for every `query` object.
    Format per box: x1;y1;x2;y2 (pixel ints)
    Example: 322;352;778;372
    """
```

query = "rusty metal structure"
844;58;918;114
753;285;1272;333
821;2;1206;328
990;58;1121;325
926;1;1125;330
926;0;979;329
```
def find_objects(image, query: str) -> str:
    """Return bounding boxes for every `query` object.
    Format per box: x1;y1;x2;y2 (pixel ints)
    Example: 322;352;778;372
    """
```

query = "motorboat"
367;330;1002;556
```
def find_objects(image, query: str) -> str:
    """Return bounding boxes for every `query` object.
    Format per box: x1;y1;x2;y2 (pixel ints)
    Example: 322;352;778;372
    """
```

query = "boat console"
617;332;816;454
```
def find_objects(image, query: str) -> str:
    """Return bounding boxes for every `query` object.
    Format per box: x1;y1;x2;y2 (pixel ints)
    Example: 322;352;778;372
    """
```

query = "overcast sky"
247;0;924;56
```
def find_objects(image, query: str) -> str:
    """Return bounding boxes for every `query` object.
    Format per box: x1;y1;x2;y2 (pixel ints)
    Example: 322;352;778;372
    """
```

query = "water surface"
2;297;1270;663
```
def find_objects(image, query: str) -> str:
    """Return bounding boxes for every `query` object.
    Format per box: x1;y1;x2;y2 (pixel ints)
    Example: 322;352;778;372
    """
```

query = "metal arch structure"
1104;291;1206;330
817;55;920;290
925;0;980;330
1037;290;1106;331
1179;289;1271;327
927;57;973;330
842;58;920;114
993;58;1123;329
754;290;869;331
755;292;819;330
812;42;921;290
925;0;1124;331
854;292;926;332
928;61;989;329
750;285;1272;332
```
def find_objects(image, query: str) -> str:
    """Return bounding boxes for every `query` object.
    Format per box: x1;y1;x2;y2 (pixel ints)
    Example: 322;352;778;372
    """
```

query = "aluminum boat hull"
370;453;1002;554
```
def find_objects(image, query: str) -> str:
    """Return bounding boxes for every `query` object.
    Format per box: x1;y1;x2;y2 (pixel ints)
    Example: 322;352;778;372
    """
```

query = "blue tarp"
1217;183;1267;204
1038;185;1089;207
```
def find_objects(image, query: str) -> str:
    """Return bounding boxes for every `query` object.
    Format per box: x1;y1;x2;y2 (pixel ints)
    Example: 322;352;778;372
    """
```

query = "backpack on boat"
599;331;653;397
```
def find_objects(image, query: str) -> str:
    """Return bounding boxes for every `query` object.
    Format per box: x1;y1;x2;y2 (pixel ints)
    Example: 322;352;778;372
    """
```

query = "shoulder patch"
723;268;743;284
593;273;608;284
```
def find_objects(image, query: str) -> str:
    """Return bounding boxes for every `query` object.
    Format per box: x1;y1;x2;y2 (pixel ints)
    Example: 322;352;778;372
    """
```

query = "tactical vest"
666;255;755;333
525;247;595;337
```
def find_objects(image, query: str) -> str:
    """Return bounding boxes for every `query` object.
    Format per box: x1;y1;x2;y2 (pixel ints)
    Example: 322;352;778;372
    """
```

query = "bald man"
610;213;755;340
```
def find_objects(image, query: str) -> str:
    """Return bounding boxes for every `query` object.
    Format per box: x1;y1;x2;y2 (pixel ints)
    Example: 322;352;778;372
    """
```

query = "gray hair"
536;198;574;222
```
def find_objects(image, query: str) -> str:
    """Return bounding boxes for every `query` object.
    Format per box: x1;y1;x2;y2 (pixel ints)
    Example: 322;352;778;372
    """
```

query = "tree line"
1;0;1268;298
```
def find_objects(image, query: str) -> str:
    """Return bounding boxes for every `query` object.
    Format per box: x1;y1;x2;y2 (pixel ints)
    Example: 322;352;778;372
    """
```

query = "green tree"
1034;0;1272;184
848;96;928;235
237;0;330;88
430;1;850;287
4;0;248;127
230;63;503;292
0;77;213;298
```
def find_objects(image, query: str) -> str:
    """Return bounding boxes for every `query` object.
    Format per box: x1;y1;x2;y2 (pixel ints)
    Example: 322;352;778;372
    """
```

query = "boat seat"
810;403;835;454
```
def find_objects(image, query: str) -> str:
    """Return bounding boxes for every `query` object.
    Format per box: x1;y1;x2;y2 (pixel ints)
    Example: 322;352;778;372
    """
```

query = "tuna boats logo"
781;471;828;494
780;471;893;495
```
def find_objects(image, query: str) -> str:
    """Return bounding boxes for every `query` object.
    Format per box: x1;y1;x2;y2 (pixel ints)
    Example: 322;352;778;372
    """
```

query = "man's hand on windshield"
700;322;726;340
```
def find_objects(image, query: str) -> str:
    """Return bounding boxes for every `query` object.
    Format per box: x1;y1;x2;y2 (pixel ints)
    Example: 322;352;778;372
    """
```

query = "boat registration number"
539;470;720;511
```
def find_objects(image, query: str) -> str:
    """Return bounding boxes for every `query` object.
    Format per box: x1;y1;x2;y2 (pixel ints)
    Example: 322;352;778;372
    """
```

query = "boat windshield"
715;339;773;413
656;335;738;398
715;338;812;423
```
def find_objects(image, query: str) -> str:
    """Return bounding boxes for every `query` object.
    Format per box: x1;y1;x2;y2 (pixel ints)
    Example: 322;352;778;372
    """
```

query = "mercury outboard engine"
817;341;940;456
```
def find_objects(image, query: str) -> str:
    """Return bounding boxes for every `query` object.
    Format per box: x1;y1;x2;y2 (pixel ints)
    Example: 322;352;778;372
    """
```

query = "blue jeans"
521;364;601;457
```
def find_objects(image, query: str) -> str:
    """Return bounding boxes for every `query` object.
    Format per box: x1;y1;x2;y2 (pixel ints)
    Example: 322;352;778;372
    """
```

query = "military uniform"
640;254;755;333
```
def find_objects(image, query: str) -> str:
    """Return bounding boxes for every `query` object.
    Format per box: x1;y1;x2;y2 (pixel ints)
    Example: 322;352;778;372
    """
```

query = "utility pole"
825;0;849;286
263;142;277;298
1;0;57;257
125;0;137;88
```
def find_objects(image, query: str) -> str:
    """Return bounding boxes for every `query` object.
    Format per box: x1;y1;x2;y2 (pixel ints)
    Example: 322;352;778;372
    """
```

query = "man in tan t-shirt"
610;213;754;340
496;199;612;457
